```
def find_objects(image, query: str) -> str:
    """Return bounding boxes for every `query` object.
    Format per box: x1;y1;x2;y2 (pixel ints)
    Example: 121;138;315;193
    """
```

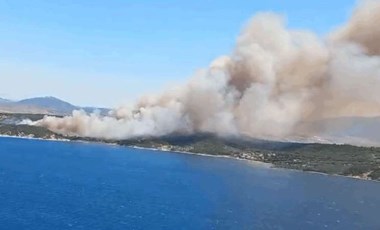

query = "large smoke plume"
32;0;380;141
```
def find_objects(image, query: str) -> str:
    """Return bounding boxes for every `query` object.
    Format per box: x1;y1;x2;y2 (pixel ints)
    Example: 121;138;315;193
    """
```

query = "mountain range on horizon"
0;96;110;115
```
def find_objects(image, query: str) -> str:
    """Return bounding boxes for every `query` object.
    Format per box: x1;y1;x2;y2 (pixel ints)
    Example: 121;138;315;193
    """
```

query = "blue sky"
0;0;356;107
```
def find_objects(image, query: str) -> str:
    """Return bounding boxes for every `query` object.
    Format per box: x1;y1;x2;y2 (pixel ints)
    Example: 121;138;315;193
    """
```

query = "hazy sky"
0;0;356;107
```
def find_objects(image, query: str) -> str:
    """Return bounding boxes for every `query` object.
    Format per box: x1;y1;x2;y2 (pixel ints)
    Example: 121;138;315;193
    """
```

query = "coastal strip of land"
1;112;379;181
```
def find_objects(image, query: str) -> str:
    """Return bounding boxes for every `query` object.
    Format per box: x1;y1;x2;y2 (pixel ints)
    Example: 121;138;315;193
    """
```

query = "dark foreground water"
0;137;379;230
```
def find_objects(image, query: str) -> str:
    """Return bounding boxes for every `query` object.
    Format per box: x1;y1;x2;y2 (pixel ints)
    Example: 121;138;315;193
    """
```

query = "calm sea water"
0;137;379;230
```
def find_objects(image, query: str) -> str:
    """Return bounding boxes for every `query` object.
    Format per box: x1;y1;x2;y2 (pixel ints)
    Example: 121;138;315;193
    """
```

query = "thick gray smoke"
32;0;380;141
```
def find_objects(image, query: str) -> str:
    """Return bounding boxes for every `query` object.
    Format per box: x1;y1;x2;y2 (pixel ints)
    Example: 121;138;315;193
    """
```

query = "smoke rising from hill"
32;0;380;140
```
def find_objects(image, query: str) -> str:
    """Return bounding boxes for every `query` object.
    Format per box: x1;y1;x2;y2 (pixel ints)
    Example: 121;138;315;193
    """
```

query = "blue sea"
0;137;379;229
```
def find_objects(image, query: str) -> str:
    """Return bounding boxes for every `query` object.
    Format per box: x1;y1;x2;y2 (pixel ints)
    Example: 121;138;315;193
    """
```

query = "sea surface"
0;137;379;230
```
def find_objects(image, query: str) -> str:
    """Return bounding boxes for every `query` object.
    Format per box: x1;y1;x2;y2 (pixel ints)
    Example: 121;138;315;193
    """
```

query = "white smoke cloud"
31;0;380;141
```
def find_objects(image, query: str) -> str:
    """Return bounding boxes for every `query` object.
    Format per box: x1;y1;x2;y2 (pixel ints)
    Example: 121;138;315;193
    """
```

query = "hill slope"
17;97;77;115
0;96;110;115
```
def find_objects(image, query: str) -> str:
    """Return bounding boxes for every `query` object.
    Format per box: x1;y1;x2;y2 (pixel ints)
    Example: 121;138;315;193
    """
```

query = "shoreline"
0;134;378;183
0;134;70;142
129;145;273;168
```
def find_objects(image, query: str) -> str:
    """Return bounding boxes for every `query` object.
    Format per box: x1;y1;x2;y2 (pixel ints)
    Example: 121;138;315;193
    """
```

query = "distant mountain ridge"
17;97;77;115
0;98;12;103
0;96;110;115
